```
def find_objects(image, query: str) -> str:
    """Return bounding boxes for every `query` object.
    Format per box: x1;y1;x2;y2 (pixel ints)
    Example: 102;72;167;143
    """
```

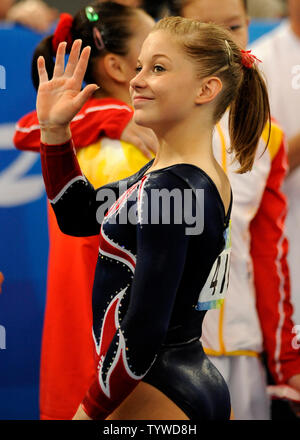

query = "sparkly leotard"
40;139;232;420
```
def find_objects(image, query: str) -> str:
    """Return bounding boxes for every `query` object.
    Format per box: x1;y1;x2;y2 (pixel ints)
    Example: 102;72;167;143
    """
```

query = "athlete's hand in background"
287;374;300;417
36;39;98;145
121;119;158;160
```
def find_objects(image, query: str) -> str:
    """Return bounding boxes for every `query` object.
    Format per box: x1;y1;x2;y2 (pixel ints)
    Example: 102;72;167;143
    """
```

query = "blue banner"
0;22;48;420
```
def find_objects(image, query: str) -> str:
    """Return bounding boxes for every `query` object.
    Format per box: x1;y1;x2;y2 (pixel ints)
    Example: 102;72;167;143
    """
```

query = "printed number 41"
210;252;230;296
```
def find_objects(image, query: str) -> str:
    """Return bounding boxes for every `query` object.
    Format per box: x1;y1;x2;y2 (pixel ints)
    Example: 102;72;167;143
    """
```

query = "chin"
133;112;155;129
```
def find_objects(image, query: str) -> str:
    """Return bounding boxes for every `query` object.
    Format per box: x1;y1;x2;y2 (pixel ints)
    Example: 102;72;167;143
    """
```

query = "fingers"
121;122;158;158
37;56;48;84
53;42;67;78
137;129;159;155
64;39;82;78
52;39;88;84
128;136;153;160
41;39;91;91
73;83;99;110
73;45;92;89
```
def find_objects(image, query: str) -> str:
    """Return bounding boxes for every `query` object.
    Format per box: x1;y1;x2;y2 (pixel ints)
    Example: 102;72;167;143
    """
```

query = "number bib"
196;222;231;311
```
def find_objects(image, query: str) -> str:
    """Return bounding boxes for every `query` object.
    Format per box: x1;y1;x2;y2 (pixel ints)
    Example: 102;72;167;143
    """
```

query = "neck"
93;82;131;106
150;115;215;171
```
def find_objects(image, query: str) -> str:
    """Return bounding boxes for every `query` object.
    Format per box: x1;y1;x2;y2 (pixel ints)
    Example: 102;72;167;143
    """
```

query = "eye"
135;65;142;73
153;65;165;73
229;25;242;31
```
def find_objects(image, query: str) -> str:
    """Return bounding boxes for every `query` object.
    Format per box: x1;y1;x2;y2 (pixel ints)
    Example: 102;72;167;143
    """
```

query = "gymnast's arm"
40;136;109;236
79;173;191;419
36;40;106;235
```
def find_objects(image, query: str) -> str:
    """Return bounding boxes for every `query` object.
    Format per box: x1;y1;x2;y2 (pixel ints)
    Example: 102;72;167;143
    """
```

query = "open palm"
36;39;98;128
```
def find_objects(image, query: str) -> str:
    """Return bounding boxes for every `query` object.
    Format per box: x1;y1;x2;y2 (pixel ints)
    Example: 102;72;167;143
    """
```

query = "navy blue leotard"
40;139;232;420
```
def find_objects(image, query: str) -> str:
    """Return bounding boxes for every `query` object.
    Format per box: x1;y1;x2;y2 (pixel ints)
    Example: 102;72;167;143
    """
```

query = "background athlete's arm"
250;129;300;387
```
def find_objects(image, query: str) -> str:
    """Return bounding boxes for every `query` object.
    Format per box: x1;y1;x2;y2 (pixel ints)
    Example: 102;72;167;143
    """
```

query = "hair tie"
52;13;73;54
93;27;106;51
240;49;262;69
85;6;106;51
85;6;99;22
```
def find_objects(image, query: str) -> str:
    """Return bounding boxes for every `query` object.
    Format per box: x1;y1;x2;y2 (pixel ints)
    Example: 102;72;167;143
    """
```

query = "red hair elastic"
52;13;74;54
240;49;262;69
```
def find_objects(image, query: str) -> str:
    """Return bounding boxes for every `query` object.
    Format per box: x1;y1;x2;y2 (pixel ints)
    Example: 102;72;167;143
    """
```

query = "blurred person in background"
14;1;155;419
0;0;14;20
2;0;58;33
98;0;168;19
251;0;300;414
247;0;287;18
167;0;300;420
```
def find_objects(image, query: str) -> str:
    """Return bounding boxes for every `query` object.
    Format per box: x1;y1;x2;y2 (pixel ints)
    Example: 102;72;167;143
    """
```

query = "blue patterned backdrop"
0;22;48;420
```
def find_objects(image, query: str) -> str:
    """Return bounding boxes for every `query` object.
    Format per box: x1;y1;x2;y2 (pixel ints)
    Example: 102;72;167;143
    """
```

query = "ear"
102;53;127;83
195;77;223;105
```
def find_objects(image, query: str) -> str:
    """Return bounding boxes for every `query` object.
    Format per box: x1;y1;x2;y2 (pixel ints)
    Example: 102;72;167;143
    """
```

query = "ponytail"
229;65;271;173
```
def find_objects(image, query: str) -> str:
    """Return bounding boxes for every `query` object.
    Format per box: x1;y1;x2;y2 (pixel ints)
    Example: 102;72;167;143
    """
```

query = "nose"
130;69;147;90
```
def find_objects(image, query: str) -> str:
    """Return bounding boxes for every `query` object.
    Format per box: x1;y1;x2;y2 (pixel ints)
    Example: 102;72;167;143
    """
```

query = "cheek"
237;31;248;49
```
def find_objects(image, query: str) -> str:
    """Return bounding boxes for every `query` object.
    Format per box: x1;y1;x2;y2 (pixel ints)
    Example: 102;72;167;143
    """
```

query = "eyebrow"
223;15;244;23
137;54;172;63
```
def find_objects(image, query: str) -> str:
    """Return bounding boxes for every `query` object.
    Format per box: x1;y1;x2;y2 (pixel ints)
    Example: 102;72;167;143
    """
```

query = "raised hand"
37;39;98;144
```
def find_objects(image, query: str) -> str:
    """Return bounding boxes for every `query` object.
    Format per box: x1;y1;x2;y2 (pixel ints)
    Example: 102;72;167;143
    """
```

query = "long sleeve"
81;174;191;419
250;129;300;384
14;97;133;152
40;138;102;236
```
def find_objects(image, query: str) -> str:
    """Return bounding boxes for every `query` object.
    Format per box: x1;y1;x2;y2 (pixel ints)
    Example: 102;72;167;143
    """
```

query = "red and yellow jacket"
202;113;300;385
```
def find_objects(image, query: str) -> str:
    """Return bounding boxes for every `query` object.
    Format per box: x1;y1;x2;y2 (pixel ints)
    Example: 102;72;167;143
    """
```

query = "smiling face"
129;29;203;132
181;0;249;48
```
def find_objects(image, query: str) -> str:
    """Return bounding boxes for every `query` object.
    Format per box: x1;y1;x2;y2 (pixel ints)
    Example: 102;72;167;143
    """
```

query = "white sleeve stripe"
15;123;40;133
15;105;132;134
85;105;132;114
49;175;86;204
273;218;287;382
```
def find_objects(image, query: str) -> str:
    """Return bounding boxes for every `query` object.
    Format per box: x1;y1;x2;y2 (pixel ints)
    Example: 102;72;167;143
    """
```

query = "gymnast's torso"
50;157;232;420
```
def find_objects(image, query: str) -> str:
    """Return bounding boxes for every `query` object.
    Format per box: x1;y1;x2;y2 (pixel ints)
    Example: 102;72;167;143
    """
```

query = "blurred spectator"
98;0;168;19
0;0;14;20
4;0;58;33
251;0;300;367
167;0;300;421
247;0;287;18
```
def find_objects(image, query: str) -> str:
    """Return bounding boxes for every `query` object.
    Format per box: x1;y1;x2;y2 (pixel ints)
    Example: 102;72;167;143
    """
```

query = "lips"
132;96;154;102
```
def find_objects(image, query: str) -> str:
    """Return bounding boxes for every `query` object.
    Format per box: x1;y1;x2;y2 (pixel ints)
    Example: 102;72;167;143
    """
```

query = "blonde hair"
153;17;271;173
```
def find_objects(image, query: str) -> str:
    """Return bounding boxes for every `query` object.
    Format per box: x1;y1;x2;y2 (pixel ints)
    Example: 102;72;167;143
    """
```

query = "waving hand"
37;39;98;144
